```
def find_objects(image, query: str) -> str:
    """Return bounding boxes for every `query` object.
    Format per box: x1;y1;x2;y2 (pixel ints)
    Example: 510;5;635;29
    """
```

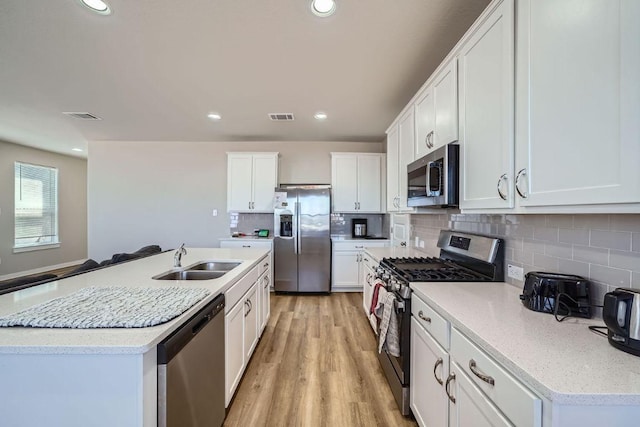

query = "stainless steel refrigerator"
273;185;331;293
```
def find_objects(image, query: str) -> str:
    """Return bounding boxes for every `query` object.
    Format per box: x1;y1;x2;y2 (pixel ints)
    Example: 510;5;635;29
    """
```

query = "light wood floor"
224;293;417;427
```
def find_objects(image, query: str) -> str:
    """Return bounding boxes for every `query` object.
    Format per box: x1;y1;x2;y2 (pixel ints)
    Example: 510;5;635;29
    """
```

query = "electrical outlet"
212;209;218;217
419;240;425;248
414;236;420;247
507;264;524;281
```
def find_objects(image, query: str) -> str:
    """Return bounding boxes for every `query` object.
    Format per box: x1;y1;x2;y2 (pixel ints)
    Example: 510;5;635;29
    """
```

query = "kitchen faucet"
174;243;187;267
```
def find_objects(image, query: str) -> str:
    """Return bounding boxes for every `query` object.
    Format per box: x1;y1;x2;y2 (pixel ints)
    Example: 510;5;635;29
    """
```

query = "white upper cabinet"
386;109;416;212
515;0;640;208
331;153;386;213
386;123;401;211
458;0;515;210
415;58;459;158
227;152;278;212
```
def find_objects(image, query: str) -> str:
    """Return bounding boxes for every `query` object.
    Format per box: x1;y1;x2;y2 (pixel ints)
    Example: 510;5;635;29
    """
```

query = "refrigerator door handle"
295;201;301;254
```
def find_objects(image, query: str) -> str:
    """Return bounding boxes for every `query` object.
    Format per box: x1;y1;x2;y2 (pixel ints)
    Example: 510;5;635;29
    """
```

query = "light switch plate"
507;264;524;281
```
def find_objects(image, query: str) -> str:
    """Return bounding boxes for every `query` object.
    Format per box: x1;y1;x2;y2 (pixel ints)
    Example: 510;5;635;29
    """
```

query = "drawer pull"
469;359;495;386
445;372;456;403
418;311;431;323
433;357;444;385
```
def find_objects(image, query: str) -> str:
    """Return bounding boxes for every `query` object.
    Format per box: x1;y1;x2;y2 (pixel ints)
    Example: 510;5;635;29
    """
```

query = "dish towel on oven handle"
376;291;401;357
369;278;385;332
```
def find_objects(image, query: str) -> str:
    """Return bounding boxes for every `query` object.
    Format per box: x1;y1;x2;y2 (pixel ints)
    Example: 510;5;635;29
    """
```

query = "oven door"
377;294;411;385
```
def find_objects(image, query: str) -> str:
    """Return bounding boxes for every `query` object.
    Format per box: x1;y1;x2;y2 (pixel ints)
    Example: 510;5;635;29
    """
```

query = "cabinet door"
397;110;415;210
391;213;410;248
357;155;383;212
386;125;400;211
433;58;459;149
516;0;640;207
244;284;259;360
331;250;360;289
251;154;278;212
332;155;359;212
227;154;254;212
458;0;515;209
448;363;512;427
225;300;245;406
415;86;434;159
260;273;270;333
411;318;450;427
362;262;374;314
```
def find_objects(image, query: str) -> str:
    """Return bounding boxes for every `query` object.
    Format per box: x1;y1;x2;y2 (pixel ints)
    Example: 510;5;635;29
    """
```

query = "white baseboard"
0;259;88;282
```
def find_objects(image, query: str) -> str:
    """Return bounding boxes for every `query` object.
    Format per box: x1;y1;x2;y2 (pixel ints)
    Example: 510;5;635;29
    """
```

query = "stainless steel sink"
152;260;242;280
185;261;241;271
153;270;227;280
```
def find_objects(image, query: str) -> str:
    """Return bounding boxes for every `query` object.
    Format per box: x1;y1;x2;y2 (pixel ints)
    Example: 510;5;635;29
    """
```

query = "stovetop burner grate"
381;256;491;282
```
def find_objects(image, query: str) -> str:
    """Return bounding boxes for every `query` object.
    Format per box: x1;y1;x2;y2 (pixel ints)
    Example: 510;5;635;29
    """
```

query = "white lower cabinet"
243;284;259;360
331;240;389;291
411;317;450;427
448;362;511;427
224;254;272;407
411;292;542;427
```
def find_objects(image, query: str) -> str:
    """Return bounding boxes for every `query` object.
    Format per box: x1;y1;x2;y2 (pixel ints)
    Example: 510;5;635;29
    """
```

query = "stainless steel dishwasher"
158;293;225;427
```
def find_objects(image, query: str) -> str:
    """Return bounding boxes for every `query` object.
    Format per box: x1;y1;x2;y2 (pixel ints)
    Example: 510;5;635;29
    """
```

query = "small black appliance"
603;288;640;357
519;272;592;318
352;218;367;238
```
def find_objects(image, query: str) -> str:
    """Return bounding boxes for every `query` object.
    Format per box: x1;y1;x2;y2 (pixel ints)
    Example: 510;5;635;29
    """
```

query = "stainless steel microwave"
407;144;459;208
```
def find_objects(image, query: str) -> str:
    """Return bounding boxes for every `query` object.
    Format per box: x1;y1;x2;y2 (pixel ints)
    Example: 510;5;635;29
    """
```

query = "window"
14;162;59;250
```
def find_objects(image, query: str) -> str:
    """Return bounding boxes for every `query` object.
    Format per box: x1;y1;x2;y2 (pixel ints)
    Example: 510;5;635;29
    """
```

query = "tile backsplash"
411;213;640;317
230;213;274;235
330;213;386;237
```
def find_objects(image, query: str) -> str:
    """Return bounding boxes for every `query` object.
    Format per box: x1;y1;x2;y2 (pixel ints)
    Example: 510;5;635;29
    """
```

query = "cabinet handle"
264;262;269;268
418;310;431;323
515;168;528;199
497;174;508;201
244;300;250;317
242;245;251;248
400;242;407;247
469;359;495;386
433;357;444;385
427;131;435;148
445;372;456;403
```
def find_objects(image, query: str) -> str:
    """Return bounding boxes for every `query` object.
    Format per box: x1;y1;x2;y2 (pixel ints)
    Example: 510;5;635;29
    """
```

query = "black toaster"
519;271;592;318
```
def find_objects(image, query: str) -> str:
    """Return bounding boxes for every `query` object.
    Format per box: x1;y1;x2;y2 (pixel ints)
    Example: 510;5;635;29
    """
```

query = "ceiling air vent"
268;113;295;121
63;112;102;120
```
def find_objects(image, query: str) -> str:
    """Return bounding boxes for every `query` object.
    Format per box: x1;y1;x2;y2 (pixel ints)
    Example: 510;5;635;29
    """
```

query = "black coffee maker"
352;218;367;238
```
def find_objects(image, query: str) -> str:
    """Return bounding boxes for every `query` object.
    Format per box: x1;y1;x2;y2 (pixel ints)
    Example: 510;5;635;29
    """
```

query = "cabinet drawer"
450;327;541;427
220;240;273;249
332;240;389;251
411;294;450;349
361;252;379;271
225;264;260;313
258;255;270;277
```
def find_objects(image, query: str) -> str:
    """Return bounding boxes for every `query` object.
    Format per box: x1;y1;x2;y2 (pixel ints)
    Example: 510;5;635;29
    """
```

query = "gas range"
374;230;504;417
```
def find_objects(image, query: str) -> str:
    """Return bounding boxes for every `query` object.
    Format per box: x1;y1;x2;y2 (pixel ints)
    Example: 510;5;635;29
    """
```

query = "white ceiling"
0;0;490;157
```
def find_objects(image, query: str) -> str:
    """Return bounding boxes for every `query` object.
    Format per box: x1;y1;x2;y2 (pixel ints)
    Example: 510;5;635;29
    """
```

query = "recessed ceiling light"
71;148;84;152
314;112;328;120
207;113;222;120
311;0;336;17
80;0;112;15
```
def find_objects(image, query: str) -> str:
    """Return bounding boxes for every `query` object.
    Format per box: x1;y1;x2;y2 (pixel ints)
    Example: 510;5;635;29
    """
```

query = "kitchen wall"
0;141;87;276
88;140;383;261
410;213;640;316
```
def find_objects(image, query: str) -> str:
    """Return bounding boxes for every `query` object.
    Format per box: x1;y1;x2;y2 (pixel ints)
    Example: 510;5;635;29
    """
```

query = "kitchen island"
0;247;269;427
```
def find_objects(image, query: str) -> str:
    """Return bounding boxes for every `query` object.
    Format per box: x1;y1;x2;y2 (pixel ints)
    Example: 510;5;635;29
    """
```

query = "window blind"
14;162;59;247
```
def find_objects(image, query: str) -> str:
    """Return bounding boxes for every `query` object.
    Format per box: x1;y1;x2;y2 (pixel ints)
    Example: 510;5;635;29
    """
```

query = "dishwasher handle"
158;293;225;364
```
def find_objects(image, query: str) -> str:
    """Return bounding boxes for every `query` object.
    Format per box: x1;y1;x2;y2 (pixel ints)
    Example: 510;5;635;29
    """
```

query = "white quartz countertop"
0;248;268;355
219;236;274;241
411;281;640;405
